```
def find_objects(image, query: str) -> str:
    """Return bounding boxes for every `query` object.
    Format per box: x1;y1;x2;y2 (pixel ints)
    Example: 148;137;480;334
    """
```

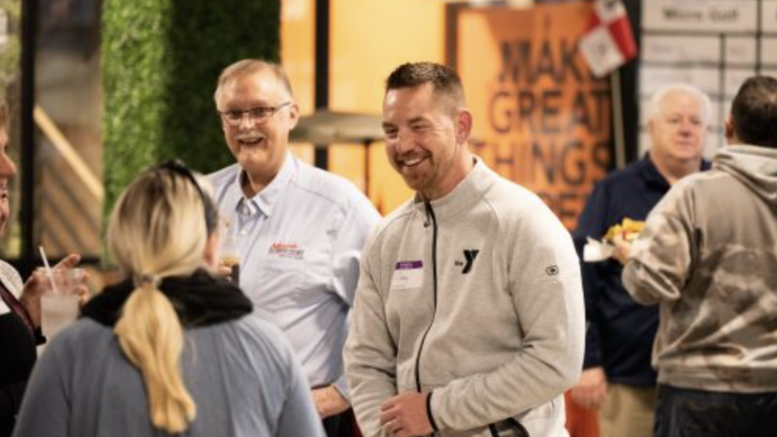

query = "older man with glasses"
209;59;380;437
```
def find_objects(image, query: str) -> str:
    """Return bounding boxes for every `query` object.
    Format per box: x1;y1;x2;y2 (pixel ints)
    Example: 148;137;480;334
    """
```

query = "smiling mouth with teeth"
400;156;428;168
238;137;264;146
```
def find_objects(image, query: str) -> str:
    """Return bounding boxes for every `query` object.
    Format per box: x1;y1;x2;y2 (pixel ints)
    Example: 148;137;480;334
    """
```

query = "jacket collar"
82;269;253;328
413;157;496;222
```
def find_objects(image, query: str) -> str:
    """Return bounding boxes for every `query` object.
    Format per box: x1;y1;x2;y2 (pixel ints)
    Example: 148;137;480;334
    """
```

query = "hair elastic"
134;274;162;289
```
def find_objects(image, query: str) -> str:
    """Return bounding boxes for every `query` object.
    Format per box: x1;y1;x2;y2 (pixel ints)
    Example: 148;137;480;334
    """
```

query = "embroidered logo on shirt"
454;249;480;274
269;243;304;260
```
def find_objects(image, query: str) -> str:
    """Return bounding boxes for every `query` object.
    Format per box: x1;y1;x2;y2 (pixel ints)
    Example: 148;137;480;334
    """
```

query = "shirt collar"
641;153;711;190
231;152;297;219
640;153;671;191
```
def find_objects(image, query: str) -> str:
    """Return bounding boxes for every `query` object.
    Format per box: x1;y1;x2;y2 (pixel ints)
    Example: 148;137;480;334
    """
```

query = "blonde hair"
213;59;293;110
107;163;216;434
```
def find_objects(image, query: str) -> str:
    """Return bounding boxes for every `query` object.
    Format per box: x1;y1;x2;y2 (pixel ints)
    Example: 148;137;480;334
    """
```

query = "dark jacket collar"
82;269;253;328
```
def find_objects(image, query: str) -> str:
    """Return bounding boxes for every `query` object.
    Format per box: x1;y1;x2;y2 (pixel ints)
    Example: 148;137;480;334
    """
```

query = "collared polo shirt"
209;153;380;396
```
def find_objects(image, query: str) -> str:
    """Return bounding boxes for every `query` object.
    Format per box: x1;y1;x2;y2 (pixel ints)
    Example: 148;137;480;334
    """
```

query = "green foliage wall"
102;0;281;214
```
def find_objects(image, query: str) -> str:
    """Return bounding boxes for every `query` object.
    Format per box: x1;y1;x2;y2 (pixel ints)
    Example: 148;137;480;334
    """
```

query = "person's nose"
0;153;17;178
394;129;414;155
237;112;255;130
678;118;696;136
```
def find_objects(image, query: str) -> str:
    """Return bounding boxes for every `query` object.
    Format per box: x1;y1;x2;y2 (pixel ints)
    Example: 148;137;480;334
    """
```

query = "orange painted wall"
281;0;316;164
328;0;448;213
282;0;447;214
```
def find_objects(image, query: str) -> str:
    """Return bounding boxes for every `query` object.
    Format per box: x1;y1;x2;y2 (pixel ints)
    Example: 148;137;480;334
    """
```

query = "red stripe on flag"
607;16;637;60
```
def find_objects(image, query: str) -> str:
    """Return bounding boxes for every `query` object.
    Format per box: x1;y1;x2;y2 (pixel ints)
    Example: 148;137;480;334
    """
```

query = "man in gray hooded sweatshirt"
344;62;585;437
622;75;777;436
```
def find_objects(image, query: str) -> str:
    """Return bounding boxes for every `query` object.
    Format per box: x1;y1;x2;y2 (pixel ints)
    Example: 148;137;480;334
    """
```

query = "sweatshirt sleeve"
623;183;696;305
343;234;396;437
429;205;586;431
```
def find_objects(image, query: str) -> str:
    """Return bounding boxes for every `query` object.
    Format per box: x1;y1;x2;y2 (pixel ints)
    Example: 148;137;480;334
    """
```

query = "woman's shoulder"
188;315;300;389
0;259;24;297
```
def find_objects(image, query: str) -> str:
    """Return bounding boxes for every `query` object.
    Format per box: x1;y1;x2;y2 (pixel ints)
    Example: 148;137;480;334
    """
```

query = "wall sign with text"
448;1;611;229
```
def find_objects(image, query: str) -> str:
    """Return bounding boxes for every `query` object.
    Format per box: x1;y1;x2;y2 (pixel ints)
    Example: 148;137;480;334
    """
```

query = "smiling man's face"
217;69;298;186
382;83;464;200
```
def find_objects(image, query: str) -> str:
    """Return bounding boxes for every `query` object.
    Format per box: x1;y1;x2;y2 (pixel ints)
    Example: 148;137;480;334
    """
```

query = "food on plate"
603;218;645;243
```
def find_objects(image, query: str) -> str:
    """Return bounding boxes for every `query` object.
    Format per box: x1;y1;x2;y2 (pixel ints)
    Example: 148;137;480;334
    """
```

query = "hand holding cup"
19;253;88;331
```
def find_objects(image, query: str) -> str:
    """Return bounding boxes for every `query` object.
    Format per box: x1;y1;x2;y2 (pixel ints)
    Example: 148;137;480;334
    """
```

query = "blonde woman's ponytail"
114;281;196;433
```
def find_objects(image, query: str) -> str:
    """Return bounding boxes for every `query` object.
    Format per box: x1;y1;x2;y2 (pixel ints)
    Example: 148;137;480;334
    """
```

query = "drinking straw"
39;246;60;295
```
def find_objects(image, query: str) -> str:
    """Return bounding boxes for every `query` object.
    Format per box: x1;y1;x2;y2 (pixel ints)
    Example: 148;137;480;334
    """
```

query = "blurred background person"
570;83;711;437
622;75;777;437
0;100;82;437
13;160;324;437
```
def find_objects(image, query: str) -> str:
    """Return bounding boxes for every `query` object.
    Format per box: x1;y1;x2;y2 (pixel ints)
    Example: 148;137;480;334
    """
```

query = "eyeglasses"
157;159;219;234
218;102;291;127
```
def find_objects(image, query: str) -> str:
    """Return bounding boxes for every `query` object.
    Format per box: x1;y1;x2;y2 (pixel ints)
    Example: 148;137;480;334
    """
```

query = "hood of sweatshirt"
713;145;777;204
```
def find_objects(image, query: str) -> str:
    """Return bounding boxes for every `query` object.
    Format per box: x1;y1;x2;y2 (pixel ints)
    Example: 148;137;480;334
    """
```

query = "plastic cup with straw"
38;246;80;340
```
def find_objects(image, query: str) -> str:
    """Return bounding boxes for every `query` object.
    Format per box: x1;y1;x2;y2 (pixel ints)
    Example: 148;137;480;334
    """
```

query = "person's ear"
288;102;300;130
456;109;473;145
647;117;656;139
724;114;734;141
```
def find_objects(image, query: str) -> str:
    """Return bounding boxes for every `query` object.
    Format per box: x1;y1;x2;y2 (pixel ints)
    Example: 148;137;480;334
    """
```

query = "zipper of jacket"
414;202;438;435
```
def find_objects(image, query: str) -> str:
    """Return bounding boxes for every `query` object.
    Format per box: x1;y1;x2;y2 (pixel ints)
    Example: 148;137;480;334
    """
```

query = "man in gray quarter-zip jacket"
344;62;585;437
621;76;777;437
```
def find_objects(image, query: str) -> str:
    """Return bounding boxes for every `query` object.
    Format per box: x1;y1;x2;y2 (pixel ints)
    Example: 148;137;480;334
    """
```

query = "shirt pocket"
252;257;310;310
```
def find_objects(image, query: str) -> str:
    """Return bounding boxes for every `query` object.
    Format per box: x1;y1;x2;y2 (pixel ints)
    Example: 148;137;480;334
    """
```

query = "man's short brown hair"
385;62;466;109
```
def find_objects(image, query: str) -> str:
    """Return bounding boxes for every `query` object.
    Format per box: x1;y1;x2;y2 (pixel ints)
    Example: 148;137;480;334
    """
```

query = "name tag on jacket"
391;261;423;290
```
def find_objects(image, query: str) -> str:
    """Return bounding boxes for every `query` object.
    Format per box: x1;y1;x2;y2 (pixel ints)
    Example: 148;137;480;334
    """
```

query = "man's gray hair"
214;59;293;110
647;83;712;125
